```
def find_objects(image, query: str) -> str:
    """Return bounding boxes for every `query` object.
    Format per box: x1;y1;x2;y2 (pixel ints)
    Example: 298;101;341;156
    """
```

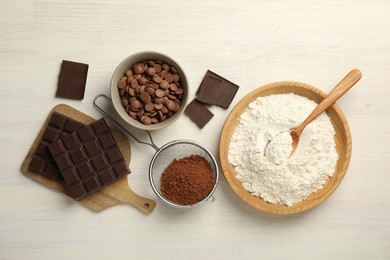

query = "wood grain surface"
219;81;352;214
1;1;389;259
21;104;156;214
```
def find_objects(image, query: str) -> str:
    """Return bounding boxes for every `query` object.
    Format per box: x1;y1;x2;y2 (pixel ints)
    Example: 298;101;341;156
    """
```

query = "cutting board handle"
101;178;156;214
119;188;156;214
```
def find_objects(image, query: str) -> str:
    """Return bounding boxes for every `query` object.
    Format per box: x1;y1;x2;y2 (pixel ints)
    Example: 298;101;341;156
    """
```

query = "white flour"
228;93;338;206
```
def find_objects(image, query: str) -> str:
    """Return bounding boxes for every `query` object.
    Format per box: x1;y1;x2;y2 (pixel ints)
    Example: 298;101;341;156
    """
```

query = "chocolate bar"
196;70;239;109
48;118;130;200
28;112;85;181
196;76;222;105
56;60;89;100
184;99;214;129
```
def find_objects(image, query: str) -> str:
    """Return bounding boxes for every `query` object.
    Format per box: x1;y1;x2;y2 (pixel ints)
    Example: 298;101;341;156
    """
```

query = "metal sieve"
93;94;219;208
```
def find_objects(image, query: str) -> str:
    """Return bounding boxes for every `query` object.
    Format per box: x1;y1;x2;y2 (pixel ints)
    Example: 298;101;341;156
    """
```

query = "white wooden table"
1;1;389;259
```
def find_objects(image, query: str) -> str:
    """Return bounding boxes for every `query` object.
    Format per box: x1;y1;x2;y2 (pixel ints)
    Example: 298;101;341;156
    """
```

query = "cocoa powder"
160;155;215;205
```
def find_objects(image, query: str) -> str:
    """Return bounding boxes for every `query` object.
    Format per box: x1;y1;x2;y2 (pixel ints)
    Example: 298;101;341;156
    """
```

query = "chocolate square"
62;168;80;185
77;162;94;179
184;99;214;129
98;169;116;185
48;118;131;200
105;147;122;164
84;176;100;193
28;112;85;182
196;76;222;105
196;70;239;109
112;161;130;178
68;183;87;199
56;60;89;100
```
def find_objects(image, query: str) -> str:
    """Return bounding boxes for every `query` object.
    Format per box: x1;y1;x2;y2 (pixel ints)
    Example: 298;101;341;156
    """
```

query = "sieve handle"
207;195;215;203
93;94;159;151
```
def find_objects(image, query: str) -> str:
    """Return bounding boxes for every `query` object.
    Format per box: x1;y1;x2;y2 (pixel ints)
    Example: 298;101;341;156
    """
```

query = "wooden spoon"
289;69;362;155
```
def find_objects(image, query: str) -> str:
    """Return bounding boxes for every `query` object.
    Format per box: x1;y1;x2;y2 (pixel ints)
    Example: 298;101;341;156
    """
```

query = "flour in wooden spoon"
228;93;338;206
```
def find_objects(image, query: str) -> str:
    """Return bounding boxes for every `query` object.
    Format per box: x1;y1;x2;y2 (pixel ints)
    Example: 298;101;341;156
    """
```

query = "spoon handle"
294;69;362;136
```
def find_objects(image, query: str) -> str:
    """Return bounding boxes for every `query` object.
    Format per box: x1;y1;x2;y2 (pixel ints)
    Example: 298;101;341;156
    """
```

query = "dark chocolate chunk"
56;60;89;100
184;99;214;129
28;112;85;182
196;70;239;109
196;76;222;105
48;118;130;200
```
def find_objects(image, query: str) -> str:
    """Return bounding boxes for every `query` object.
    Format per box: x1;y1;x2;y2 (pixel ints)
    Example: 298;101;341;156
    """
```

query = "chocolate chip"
131;78;139;89
161;106;169;114
169;83;178;91
162;63;170;71
166;100;176;111
160;70;168;79
153;74;163;84
153;64;162;73
121;98;128;107
155;89;165;98
137;108;145;117
131;99;142;110
133;63;144;74
173;74;180;83
146;60;153;66
164;73;174;83
168;94;176;100
117;80;126;89
175;88;184;95
155;97;164;104
145;102;154;112
140;92;151;103
160;80;169;89
129;110;137;118
129;88;135;97
146;86;155;95
147;67;156;76
141;116;152;125
126;76;133;84
139;77;148;85
125;70;133;77
154;103;163;110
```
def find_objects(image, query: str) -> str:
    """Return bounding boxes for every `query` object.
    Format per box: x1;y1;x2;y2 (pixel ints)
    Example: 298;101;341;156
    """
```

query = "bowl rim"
110;51;189;131
219;81;352;215
148;139;220;209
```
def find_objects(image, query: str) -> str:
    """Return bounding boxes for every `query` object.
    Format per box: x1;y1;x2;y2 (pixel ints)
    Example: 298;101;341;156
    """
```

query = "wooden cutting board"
21;104;156;214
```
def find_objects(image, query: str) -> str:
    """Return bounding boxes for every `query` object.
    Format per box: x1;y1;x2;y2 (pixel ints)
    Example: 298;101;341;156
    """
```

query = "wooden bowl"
219;81;352;215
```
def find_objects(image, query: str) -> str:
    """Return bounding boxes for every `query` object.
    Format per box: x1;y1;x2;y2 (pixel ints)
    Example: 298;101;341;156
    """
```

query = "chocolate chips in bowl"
110;52;189;131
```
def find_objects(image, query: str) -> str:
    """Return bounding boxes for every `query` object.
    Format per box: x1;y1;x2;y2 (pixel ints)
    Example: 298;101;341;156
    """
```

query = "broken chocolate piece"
48;118;130;200
196;76;222;105
56;60;89;100
28;112;85;182
185;99;214;129
196;70;239;109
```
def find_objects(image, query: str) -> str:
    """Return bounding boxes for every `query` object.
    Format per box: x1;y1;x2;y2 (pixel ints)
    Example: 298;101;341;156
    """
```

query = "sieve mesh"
149;140;219;208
